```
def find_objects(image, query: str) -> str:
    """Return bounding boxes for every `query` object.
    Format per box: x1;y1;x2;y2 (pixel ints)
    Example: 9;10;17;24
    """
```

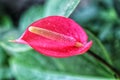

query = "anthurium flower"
11;16;92;58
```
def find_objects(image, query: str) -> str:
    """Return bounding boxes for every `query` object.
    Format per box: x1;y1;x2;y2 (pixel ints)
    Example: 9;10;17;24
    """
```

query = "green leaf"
86;30;112;64
1;29;20;41
0;15;13;28
70;0;99;24
0;15;13;34
111;27;120;70
11;61;114;80
0;29;31;56
0;42;31;56
10;50;115;80
0;47;6;67
0;47;13;79
44;0;80;17
86;30;115;75
0;67;13;80
19;5;44;32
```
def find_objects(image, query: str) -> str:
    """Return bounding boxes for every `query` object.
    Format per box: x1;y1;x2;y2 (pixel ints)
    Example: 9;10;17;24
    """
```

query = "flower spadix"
28;26;83;47
12;16;92;58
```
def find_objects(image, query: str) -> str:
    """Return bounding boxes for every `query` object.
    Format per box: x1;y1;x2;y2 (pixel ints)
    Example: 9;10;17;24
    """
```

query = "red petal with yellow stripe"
14;16;92;58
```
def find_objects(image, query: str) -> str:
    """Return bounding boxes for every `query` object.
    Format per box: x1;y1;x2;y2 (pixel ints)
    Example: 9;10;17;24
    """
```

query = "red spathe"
15;16;92;58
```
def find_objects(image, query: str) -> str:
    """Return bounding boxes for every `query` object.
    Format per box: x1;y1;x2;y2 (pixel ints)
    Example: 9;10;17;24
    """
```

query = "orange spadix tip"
75;42;83;47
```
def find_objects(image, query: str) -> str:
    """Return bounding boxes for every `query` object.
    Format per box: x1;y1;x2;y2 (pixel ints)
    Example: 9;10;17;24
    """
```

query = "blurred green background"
0;0;120;80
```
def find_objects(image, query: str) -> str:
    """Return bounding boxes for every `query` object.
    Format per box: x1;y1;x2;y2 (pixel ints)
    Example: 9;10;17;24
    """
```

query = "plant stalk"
88;50;120;79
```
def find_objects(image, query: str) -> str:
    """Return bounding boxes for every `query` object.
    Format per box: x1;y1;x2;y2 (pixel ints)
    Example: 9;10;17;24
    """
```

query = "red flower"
12;16;92;58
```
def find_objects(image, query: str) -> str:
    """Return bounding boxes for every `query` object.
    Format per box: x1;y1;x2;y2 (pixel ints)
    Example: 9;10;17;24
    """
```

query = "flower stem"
88;50;120;79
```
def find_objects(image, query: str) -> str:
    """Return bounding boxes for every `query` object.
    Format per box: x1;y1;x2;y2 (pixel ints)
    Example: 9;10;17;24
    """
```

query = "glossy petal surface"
16;16;92;58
